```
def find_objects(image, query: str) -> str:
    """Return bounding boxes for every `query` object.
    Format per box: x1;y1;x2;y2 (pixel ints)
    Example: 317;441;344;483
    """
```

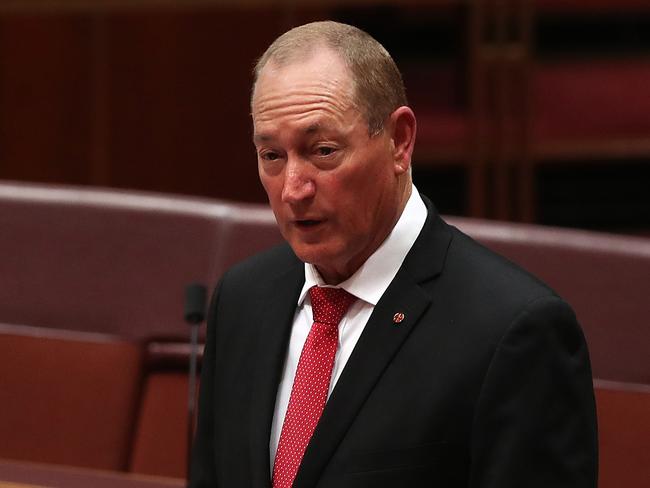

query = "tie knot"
309;286;357;326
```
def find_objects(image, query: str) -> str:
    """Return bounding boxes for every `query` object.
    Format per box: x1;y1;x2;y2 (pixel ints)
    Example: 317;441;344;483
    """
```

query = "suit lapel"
293;201;452;487
249;254;305;488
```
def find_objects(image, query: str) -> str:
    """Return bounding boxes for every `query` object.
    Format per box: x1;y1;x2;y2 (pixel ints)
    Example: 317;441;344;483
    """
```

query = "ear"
388;106;417;175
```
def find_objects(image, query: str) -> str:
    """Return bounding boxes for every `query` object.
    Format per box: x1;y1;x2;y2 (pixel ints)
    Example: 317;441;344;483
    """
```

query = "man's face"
252;48;408;284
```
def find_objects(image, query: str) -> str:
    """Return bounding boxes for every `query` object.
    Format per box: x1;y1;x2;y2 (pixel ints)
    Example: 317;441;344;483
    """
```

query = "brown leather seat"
0;323;143;470
129;342;200;478
0;181;280;341
593;379;650;488
0;458;185;488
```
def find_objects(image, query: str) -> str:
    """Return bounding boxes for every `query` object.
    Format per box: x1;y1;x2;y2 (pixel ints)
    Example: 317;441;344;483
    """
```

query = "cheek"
259;174;281;203
333;188;375;234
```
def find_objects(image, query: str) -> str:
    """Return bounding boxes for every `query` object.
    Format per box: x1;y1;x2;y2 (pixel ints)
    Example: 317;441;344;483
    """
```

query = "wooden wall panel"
105;8;291;202
0;14;94;184
0;7;298;202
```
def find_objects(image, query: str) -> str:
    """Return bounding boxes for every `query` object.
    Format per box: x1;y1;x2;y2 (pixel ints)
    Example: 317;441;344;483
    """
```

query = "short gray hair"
252;21;407;135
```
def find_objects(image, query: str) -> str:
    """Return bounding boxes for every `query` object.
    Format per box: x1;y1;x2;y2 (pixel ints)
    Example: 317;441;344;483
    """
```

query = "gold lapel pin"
393;312;405;324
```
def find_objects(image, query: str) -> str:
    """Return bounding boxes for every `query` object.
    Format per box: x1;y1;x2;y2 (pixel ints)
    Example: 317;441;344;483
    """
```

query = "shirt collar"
298;185;427;306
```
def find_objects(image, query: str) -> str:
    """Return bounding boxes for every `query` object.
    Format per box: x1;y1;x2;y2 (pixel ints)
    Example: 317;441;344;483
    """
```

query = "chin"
288;241;339;268
290;245;325;265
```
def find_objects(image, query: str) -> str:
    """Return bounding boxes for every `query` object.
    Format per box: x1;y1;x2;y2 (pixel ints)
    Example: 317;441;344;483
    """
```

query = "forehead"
252;48;359;130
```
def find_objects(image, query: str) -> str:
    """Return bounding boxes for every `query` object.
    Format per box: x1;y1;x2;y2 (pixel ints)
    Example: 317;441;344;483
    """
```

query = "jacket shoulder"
446;222;559;299
430;221;576;341
219;242;302;292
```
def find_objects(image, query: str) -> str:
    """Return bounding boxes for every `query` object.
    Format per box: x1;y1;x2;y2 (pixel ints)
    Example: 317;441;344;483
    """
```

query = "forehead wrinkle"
254;86;353;116
253;98;357;139
253;111;342;143
255;102;348;127
253;69;355;112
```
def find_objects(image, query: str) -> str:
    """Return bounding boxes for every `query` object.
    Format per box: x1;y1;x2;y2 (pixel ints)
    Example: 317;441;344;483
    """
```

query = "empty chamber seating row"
0;181;648;485
0;181;283;476
0;181;282;341
0;323;200;476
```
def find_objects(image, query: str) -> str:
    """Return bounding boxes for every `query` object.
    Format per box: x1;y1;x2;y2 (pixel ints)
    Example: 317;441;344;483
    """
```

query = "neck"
316;181;412;285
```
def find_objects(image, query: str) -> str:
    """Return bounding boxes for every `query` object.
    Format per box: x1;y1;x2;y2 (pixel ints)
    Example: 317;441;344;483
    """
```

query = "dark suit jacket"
190;201;598;488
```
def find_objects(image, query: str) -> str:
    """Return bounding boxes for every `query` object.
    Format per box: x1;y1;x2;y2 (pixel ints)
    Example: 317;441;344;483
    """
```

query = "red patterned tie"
272;286;357;488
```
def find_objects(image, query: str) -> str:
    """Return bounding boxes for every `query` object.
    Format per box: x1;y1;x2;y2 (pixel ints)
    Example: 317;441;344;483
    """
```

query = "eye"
315;146;336;157
260;150;281;161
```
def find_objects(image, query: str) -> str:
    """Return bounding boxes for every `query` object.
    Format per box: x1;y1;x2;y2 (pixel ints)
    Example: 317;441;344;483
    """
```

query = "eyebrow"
305;123;322;134
253;123;329;143
253;133;272;143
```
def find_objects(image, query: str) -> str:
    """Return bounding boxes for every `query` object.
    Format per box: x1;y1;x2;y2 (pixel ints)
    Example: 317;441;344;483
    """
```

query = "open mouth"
295;219;323;228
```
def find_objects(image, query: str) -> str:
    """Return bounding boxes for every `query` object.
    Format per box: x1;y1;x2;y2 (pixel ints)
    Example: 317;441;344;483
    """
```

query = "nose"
281;158;316;204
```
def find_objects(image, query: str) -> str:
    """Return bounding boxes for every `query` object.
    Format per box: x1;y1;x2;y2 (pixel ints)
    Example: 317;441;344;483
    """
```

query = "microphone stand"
184;283;207;485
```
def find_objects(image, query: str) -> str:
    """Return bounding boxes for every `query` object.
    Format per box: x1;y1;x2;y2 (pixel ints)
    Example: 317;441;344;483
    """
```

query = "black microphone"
184;283;207;483
184;283;207;324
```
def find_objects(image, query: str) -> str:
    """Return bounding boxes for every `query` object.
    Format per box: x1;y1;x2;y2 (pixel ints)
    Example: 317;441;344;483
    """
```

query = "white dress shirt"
269;186;428;467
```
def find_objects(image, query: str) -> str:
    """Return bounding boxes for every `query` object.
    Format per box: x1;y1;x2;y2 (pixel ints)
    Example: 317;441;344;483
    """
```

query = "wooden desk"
0;460;185;488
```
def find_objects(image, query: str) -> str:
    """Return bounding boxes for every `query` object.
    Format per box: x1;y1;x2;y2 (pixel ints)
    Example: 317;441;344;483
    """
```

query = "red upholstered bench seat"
594;380;650;488
130;372;193;477
0;182;282;342
0;458;184;488
129;342;204;477
0;323;143;470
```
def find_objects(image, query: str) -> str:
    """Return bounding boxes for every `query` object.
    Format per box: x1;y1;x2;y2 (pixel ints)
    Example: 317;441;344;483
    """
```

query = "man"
191;21;597;488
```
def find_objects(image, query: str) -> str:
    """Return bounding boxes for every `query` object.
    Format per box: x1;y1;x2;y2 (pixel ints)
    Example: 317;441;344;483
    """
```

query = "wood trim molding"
0;0;463;14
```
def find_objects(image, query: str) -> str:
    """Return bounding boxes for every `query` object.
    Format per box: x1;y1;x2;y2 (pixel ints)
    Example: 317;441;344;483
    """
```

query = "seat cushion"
0;324;143;470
